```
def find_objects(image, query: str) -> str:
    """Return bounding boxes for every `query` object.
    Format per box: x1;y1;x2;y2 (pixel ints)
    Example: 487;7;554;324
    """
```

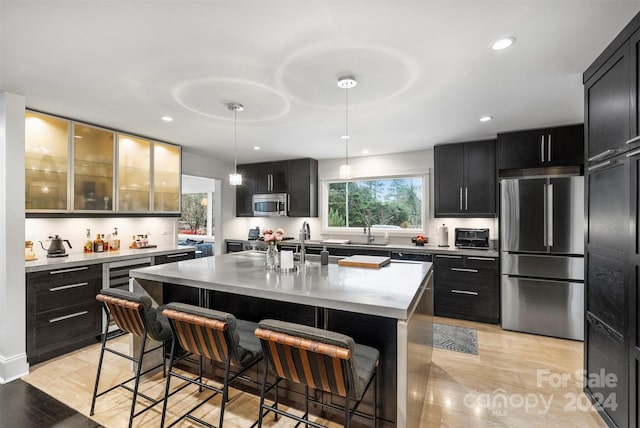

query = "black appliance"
454;228;490;249
248;227;260;240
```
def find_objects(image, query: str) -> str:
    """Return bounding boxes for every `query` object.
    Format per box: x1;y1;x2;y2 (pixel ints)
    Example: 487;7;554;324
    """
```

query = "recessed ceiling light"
362;149;369;154
253;146;261;150
479;116;493;122
341;135;350;140
161;116;173;122
491;37;515;51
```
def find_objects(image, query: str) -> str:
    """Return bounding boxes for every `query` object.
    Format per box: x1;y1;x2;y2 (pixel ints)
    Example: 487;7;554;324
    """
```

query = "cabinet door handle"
587;160;612;172
49;266;89;275
451;267;478;273
49;282;89;292
287;194;291;214
49;311;88;323
459;187;463;210
547;134;551;162
436;255;462;259
540;135;545;162
467;257;495;261
465;187;468;210
166;253;189;258
626;148;640;158
626;135;640;145
587;149;616;162
451;289;479;296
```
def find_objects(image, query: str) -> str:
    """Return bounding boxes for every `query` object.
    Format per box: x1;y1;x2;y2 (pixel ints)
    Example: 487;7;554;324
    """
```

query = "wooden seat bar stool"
160;302;263;428
254;319;379;428
90;288;173;428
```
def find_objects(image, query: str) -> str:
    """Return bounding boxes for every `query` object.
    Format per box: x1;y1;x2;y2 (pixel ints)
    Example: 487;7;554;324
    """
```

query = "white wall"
0;93;29;383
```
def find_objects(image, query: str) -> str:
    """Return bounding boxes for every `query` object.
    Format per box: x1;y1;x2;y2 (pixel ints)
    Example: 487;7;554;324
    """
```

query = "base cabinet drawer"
155;251;196;264
435;284;499;322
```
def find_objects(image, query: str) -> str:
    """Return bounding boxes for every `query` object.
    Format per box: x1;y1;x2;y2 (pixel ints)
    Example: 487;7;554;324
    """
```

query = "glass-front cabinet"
153;142;181;212
25;111;70;211
25;110;181;215
117;134;151;212
73;123;115;211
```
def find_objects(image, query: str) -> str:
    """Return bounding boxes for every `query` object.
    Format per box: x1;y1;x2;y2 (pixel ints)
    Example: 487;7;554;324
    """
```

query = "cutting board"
322;239;351;244
338;255;391;269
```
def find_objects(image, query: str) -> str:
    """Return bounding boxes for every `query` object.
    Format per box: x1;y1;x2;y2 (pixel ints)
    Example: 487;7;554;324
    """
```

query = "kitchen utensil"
39;235;72;258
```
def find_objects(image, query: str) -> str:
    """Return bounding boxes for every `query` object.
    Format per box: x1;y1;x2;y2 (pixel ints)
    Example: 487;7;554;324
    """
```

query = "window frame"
321;173;429;236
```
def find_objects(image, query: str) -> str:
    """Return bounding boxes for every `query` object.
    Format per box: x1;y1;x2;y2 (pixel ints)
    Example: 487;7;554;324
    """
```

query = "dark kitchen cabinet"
235;163;255;217
255;161;288;193
154;250;195;265
26;264;102;364
434;139;496;217
497;124;584;170
433;254;499;324
287;158;318;217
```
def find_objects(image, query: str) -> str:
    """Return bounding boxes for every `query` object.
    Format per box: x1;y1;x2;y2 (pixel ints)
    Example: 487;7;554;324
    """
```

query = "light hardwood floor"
23;316;606;427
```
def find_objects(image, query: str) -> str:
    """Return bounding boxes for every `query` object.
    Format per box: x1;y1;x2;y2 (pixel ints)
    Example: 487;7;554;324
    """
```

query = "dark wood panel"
154;251;195;265
464;140;496;215
287;158;318;217
586;251;625;334
434;143;465;216
497;129;541;170
586;159;627;251
235;163;255;216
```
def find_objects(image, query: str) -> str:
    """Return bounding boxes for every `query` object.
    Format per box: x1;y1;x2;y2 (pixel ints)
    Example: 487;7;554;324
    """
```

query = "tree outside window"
179;193;208;235
328;177;423;230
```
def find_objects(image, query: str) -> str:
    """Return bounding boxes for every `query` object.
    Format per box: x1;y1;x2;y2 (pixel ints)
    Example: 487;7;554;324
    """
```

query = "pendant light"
227;102;244;186
338;75;357;179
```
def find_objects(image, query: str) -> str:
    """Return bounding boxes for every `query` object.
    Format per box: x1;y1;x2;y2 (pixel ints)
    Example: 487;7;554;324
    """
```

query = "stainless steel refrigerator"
500;175;584;340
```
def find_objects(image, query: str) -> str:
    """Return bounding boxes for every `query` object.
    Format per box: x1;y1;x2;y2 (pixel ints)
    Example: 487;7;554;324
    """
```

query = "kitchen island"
130;250;433;428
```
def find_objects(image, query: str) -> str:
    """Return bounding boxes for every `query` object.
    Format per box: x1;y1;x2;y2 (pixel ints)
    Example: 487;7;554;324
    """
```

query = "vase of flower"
266;242;279;270
262;227;285;269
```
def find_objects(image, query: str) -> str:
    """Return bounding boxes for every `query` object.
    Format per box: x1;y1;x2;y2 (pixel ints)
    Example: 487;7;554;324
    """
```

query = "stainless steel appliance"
500;174;584;340
39;235;72;258
102;257;152;331
455;228;490;249
252;193;287;217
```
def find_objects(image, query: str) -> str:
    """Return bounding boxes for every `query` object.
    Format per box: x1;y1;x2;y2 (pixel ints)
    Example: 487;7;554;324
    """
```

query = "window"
179;175;217;240
325;176;425;233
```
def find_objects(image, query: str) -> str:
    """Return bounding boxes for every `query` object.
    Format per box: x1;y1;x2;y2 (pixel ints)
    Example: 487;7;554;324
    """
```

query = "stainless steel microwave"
252;193;287;217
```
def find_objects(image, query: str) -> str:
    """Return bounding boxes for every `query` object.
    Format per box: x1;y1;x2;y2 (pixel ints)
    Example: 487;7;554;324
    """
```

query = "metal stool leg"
128;333;148;428
160;339;177;428
90;320;110;416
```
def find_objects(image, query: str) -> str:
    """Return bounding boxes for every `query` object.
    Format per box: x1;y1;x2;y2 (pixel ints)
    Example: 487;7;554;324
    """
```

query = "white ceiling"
2;1;639;164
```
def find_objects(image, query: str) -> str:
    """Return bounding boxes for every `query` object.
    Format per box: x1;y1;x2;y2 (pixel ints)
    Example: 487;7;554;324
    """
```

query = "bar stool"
254;319;379;428
90;288;173;428
160;302;263;428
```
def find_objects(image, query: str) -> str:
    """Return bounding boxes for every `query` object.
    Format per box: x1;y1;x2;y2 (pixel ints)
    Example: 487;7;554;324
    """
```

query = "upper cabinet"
25;110;181;215
434;140;496;217
236;158;318;217
497;124;584;170
25;111;70;211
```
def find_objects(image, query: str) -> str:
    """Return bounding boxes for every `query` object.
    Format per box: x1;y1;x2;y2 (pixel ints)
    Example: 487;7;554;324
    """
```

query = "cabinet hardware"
459;187;463;210
49;282;89;292
49;266;89;275
465;187;468;210
49;311;88;323
547;183;554;247
626;135;640;145
540;135;545;162
626;148;640;158
548;134;552;162
436;255;462;259
451;289;479;296
166;253;189;258
587;160;613;172
467;257;495;261
587;149;616;162
451;267;478;273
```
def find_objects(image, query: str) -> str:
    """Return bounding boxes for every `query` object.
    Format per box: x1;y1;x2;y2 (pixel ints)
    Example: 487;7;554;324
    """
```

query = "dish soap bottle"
320;246;329;265
84;229;93;253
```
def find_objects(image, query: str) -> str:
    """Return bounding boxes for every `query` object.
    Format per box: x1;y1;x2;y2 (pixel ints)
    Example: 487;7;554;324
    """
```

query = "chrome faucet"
299;221;311;265
363;210;374;244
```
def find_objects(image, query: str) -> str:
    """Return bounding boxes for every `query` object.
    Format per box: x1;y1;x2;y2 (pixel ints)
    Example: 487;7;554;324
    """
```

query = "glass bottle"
84;228;93;253
25;241;36;261
110;227;120;251
93;234;104;253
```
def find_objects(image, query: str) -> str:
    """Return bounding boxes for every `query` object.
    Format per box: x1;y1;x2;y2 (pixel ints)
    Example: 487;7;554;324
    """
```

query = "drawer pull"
49;282;89;292
587;160;612;172
451;267;479;273
49;266;89;275
626;135;640;145
626;148;640;158
451;289;479;296
49;311;89;323
467;257;495;261
587;149;616;162
165;253;189;258
436;255;462;259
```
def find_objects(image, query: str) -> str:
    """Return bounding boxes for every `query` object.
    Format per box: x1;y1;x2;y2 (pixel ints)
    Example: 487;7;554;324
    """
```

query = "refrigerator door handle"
547;183;554;247
543;184;548;246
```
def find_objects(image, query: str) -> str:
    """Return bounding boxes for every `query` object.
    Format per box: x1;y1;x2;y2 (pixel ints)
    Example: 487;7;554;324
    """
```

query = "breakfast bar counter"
130;251;433;428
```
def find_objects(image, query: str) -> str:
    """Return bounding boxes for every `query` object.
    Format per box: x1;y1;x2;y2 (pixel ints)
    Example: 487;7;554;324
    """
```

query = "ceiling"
2;1;639;164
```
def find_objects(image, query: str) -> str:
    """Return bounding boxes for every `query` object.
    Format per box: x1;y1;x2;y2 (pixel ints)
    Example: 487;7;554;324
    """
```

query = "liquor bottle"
110;227;120;251
93;234;104;253
84;229;93;253
102;234;109;251
129;235;137;249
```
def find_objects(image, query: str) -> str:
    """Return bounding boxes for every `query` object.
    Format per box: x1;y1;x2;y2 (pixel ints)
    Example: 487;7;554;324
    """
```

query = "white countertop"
25;244;196;273
130;250;432;320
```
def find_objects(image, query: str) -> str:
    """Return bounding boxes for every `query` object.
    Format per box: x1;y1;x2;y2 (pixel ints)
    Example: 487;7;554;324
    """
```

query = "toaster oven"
454;228;490;249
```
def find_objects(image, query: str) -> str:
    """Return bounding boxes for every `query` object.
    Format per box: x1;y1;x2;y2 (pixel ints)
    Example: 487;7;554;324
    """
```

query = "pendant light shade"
227;102;244;186
338;76;357;179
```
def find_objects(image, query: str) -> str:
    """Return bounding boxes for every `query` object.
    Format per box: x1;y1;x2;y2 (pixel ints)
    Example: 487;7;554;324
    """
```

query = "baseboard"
0;352;29;384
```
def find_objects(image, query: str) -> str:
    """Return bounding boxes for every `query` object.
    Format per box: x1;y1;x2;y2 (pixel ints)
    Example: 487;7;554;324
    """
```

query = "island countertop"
130;250;432;320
